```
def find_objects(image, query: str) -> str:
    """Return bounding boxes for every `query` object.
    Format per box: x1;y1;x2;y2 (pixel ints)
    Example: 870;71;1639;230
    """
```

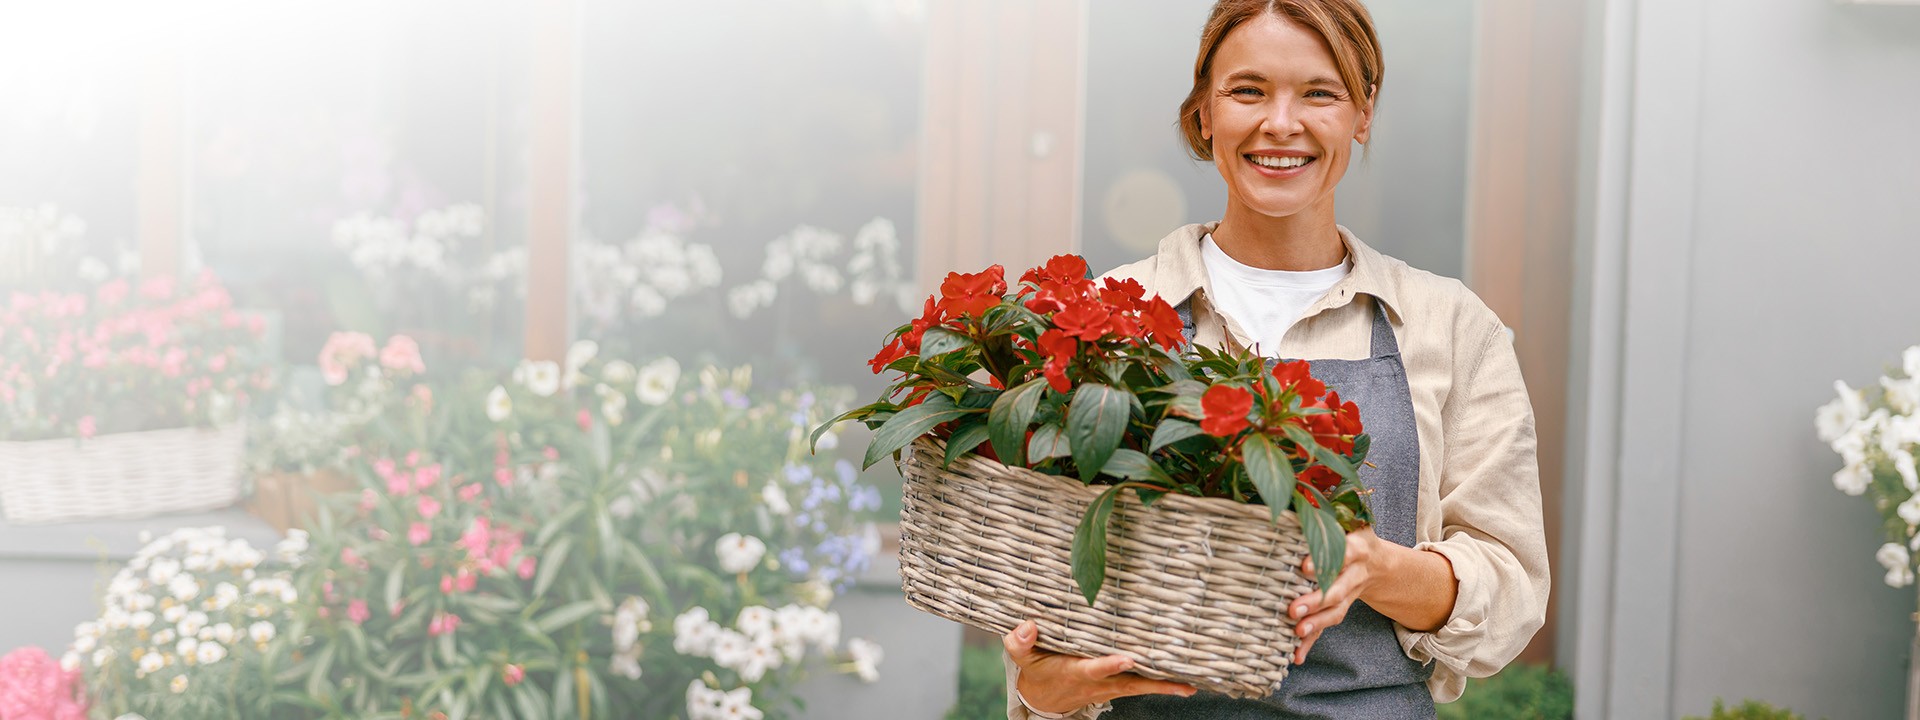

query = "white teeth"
1249;155;1311;169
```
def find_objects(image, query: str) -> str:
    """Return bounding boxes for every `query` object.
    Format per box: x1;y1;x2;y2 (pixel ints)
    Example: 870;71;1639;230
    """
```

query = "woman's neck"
1212;199;1347;271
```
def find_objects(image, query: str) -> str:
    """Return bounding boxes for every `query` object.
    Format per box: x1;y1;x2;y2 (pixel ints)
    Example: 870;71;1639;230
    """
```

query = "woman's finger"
1081;654;1136;681
1002;620;1040;664
1113;676;1198;699
1293;626;1321;665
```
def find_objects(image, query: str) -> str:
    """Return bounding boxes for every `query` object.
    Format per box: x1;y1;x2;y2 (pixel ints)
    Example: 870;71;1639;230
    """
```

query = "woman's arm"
1286;527;1460;663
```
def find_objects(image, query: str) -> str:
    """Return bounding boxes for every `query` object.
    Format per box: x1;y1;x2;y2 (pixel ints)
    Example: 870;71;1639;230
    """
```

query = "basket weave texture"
898;436;1316;699
0;424;246;524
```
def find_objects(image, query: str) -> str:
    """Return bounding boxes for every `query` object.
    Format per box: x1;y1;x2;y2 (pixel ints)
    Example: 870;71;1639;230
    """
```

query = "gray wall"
1568;0;1920;717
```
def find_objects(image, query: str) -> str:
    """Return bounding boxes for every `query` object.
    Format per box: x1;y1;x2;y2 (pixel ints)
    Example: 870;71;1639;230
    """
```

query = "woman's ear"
1198;100;1211;141
1353;84;1377;145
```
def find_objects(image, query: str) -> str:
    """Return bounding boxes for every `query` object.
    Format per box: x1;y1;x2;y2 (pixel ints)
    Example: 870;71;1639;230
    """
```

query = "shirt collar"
1148;221;1403;322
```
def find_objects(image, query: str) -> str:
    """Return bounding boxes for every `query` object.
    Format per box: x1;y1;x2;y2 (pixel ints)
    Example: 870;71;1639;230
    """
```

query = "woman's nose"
1260;99;1304;138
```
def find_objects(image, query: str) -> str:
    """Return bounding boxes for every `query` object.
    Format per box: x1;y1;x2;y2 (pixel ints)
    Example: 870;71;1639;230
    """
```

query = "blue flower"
784;463;814;485
780;547;810;574
835;460;856;486
849;486;883;513
721;389;750;410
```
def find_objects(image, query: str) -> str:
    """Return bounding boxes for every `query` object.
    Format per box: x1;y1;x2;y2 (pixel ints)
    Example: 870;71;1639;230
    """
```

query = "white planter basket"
0;425;246;524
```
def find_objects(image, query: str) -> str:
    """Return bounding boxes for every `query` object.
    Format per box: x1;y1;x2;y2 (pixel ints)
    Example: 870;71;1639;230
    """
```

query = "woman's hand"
1002;620;1197;714
1291;526;1458;665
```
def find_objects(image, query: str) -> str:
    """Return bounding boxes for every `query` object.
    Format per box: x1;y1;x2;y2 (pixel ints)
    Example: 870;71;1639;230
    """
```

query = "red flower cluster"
1199;359;1364;496
1022;257;1185;393
868;264;1003;374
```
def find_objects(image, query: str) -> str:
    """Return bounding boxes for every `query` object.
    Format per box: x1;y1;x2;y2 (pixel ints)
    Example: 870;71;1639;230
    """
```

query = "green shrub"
946;641;1010;720
1682;698;1817;720
1437;662;1574;720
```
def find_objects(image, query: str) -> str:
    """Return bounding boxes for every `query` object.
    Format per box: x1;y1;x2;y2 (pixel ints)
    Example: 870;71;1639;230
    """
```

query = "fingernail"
1300;623;1313;636
1020;627;1034;641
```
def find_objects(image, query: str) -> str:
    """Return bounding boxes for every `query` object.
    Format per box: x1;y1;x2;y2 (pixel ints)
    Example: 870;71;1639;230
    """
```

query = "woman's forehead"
1213;13;1342;83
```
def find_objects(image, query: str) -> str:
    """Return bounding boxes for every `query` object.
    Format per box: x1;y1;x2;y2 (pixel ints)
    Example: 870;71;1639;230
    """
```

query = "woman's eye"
1306;90;1337;99
1230;87;1263;97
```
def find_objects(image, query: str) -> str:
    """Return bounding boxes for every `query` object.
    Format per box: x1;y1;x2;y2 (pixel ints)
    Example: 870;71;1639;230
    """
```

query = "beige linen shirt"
1004;222;1549;717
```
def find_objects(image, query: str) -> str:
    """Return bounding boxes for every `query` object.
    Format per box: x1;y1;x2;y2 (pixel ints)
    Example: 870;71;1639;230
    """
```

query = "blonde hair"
1178;0;1384;161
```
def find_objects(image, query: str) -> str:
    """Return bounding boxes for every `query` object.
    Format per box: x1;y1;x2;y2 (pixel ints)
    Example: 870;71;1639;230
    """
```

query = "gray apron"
1106;296;1434;719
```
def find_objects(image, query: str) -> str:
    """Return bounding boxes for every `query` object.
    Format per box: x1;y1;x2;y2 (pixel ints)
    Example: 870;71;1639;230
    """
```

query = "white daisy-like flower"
168;575;200;601
249;621;276;645
761;484;791;516
170;674;189;694
519;360;562;397
847;637;885;682
91;648;114;668
486;385;513;422
636;358;680;406
673;607;719;657
714;533;766;575
130;611;156;630
152;629;176;646
602;360;637;386
196;641;226;665
1834;463;1872;496
735;606;774;641
138;652;164;676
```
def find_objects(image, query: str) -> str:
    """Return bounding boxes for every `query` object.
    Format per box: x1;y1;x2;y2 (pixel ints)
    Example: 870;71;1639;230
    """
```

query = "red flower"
1053;301;1114;342
938;265;1007;318
503;664;526;687
1299;465;1342;495
1025;279;1084;315
1099;277;1146;307
1200;385;1254;437
868;337;907;374
1139;298;1184;350
1272;359;1326;401
1036;329;1077;393
1021;254;1089;286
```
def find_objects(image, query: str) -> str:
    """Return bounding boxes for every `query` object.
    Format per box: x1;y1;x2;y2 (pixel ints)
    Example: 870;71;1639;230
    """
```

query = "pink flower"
0;646;88;720
390;600;407;618
458;484;483;502
457;570;477;592
359;489;378;513
347;599;370;625
459;518;492;560
440;574;455;595
428;612;462;637
75;416;94;440
405;451;421;468
408;522;432;546
208;353;229;373
417;495;441;520
386;469;412;497
517;556;537;581
577;408;593;431
341;547;369;571
317;332;377;386
415;464;442;492
493;467;514;489
542;446;559;461
502;664;525;686
411;384;434;412
379;335;426;375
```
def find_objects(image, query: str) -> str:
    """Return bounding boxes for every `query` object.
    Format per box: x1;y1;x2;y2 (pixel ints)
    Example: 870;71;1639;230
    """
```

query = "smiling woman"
1002;1;1551;719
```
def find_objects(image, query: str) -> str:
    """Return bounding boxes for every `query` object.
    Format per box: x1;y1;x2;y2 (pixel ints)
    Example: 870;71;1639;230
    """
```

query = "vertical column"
917;0;1086;288
137;40;186;280
525;0;580;363
1464;0;1587;664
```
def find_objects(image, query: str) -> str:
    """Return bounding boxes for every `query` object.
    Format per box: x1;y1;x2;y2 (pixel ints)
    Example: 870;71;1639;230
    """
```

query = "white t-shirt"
1198;233;1351;356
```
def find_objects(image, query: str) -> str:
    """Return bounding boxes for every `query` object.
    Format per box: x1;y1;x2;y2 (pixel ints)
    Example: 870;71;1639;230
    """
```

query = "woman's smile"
1242;151;1318;179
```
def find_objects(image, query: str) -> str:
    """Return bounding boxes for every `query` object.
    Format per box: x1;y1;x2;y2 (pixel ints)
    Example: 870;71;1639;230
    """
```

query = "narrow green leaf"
944;418;992;467
1294;489;1346;590
862;395;974;470
534;536;573;598
534;600;604;634
1027;424;1070;463
1070;485;1126;605
514;684;547;720
1242;433;1296;524
1100;448;1174;486
304;644;335;699
919;326;973;358
1147;420;1203;453
1066;383;1131;483
988;377;1047;466
811;403;886;454
383;562;405;617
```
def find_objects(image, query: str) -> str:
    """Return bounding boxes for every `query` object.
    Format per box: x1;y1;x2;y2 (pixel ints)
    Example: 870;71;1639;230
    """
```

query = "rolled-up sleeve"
1395;322;1551;702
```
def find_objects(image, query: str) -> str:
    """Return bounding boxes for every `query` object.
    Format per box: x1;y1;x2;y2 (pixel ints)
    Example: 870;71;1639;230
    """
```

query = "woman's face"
1200;13;1374;221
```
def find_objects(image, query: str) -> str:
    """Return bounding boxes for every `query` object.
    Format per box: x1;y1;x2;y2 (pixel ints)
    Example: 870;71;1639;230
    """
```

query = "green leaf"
1148;420;1203;453
988;377;1047;467
1066;383;1130;483
919;326;973;358
1100;448;1173;486
944;417;992;467
1294;489;1346;590
862;395;974;469
1070;484;1126;605
514;684;548;720
1281;424;1358;484
534;536;573;598
534;600;604;634
1242;433;1297;523
812;403;886;454
383;562;405;617
1027;424;1070;463
305;644;336;699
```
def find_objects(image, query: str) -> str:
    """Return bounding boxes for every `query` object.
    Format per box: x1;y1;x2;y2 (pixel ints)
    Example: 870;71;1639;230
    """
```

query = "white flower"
1906;346;1920;379
601;389;628;427
148;558;180;585
60;651;80;673
565;340;599;389
602;360;637;386
210;583;240;611
673;607;719;657
1890;565;1916;588
613;596;651;651
636;358;680;406
138;652;163;676
610;651;643;680
72;635;96;654
276;530;309;565
687;679;725;720
847;637;884;682
1834;463;1872;496
761;484;790;516
196;641;226;665
716;685;763;720
152;628;176;646
711;629;751;667
1878;542;1910;571
732;640;781;682
169;674;189;694
92;648;114;668
630;286;668;317
1834;430;1870;468
169;575;200;601
518;360;561;397
131;611;156;630
211;622;236;645
178;611;208;638
176;637;198;659
715;533;766;575
1819;381;1869;444
1885;377;1920;416
1898;451;1920;493
735;606;774;640
249;621;276;645
486;385;513;422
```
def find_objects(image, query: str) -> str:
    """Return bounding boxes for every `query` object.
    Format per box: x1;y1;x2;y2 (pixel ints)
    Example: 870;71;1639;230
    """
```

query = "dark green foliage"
1436;663;1574;720
1682;698;1818;720
945;642;1010;720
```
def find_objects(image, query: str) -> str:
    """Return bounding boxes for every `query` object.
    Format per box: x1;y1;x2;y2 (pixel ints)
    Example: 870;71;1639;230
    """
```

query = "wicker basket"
898;436;1316;699
0;424;247;524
